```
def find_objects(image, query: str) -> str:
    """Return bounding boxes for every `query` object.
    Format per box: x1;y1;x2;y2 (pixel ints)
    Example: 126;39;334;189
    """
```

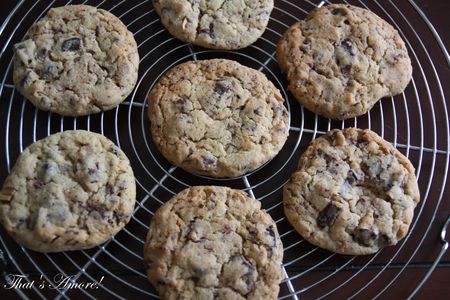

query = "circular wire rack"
0;0;449;299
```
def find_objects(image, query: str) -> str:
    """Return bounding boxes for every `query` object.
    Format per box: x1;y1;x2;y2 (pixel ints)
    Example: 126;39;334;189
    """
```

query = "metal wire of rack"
0;0;448;299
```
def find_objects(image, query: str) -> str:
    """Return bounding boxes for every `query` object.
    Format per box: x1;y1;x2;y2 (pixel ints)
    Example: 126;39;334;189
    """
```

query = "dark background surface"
0;0;448;299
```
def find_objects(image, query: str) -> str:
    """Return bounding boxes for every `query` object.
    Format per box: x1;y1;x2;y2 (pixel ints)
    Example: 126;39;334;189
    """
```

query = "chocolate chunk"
214;80;232;95
317;203;340;228
176;98;189;113
61;38;81;52
266;225;275;238
331;8;346;16
33;180;43;189
113;211;128;224
19;71;32;87
41;64;59;81
340;39;355;56
198;23;216;39
346;170;360;184
341;65;351;76
377;234;392;247
266;225;277;247
202;156;216;167
253;107;263;115
223;224;232;234
106;184;114;195
111;146;120;155
353;228;377;246
37;48;48;60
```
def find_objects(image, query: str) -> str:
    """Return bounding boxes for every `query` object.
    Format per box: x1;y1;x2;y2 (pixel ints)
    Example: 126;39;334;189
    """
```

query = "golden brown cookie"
0;130;136;252
283;128;420;255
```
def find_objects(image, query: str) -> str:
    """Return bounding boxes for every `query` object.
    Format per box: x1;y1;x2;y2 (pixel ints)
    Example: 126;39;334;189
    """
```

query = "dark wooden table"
0;1;448;299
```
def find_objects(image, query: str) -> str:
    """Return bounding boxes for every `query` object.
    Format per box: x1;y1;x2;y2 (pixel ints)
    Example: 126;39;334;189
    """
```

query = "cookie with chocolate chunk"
0;130;136;252
13;5;139;116
277;4;412;120
148;59;289;178
144;186;283;299
153;0;273;49
283;128;420;255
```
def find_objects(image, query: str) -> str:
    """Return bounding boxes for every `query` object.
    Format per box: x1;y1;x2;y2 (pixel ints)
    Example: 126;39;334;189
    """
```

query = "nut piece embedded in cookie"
144;186;283;299
277;4;412;120
148;59;289;178
153;0;274;49
283;128;420;255
12;5;139;116
0;130;136;252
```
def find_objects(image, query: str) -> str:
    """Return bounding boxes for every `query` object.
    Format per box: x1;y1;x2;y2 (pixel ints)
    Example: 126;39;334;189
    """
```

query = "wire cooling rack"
0;0;449;299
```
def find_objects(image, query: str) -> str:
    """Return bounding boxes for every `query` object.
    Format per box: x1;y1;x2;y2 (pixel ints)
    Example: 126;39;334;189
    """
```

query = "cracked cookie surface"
144;186;283;299
153;0;273;49
0;130;136;252
13;5;139;116
283;128;420;255
277;4;412;120
148;59;289;178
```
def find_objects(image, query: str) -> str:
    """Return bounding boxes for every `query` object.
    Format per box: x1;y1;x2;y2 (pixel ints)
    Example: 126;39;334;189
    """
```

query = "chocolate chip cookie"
13;5;139;116
277;4;412;120
144;186;283;299
153;0;273;49
148;59;289;178
283;128;420;255
0;130;136;252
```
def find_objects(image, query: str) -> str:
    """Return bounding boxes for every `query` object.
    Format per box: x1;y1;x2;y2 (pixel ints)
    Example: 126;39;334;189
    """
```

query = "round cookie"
0;130;136;252
144;186;283;299
148;59;289;178
153;0;273;49
13;5;139;116
277;4;412;120
283;128;420;255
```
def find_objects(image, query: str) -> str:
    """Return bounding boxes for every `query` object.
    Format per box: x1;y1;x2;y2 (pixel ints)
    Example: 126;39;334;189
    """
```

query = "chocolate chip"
33;180;43;189
377;234;392;247
392;53;405;64
61;38;81;52
340;39;355;56
202;156;216;167
347;170;360;184
198;23;216;39
317;203;340;228
41;64;58;81
331;8;346;16
214;80;232;95
253;107;263;115
266;225;275;238
266;225;277;247
223;224;232;234
106;184;114;195
19;71;32;87
353;228;377;246
37;48;48;60
113;211;128;224
341;65;351;76
111;145;120;155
